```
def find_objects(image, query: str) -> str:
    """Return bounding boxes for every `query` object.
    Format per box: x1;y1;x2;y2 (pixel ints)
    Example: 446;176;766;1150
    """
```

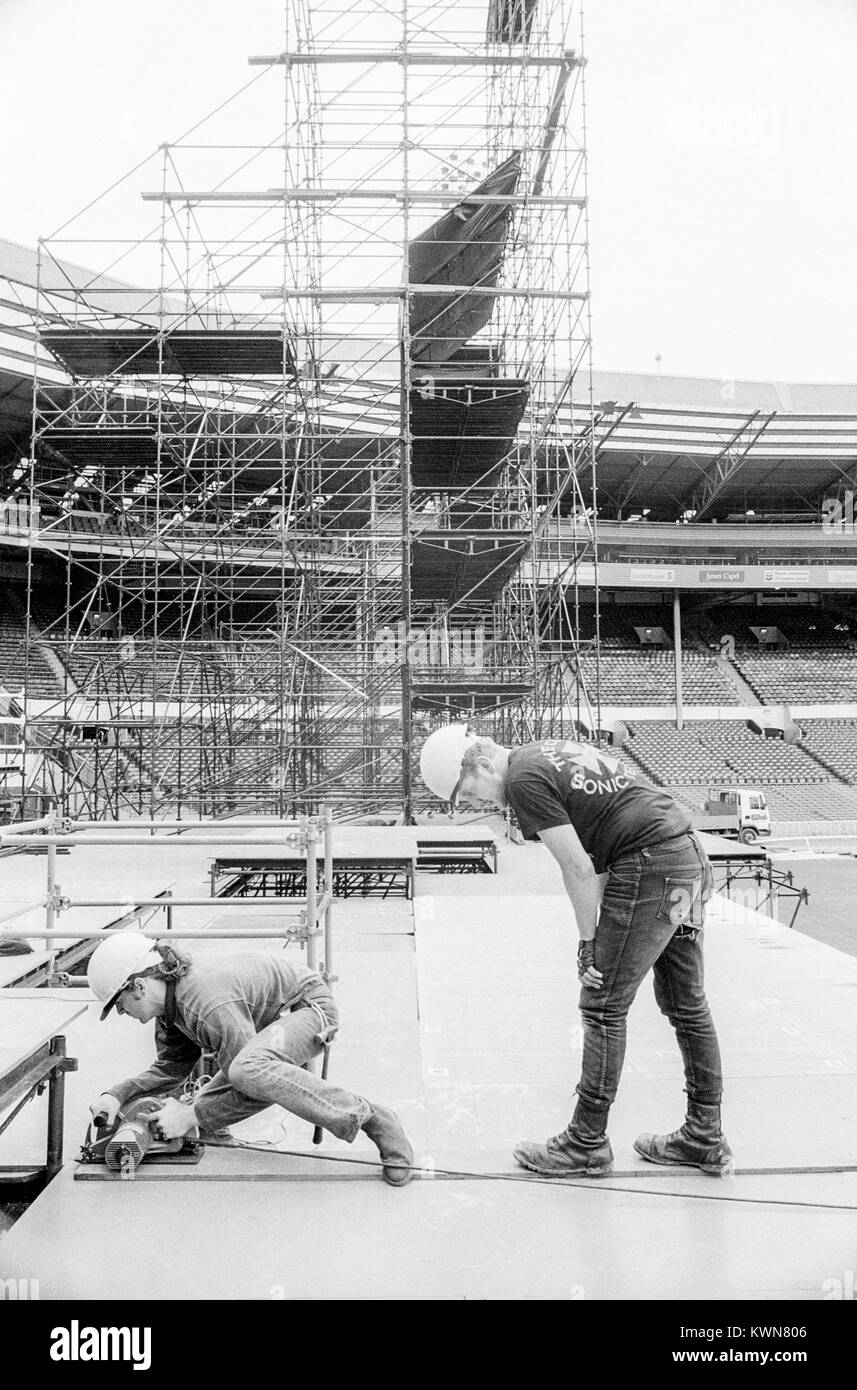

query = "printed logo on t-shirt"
538;739;636;796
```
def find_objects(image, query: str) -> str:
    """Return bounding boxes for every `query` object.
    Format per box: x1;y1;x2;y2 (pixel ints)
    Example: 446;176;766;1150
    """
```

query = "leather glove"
577;939;597;982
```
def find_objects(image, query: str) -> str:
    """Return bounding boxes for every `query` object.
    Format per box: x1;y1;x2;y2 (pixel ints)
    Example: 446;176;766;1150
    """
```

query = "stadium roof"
2;237;856;521
590;369;857;416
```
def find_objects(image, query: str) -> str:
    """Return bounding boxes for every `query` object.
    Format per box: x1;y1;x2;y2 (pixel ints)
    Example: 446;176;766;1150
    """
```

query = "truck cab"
695;787;771;843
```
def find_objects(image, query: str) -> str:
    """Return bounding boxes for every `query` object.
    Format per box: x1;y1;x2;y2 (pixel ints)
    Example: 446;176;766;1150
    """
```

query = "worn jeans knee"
228;1045;306;1101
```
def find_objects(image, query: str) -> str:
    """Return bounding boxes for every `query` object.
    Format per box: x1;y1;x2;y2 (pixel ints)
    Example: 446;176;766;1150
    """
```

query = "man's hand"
148;1097;198;1141
577;939;603;991
90;1093;121;1128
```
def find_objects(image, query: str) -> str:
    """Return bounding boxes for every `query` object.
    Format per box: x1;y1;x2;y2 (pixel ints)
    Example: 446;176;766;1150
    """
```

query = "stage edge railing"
0;807;336;981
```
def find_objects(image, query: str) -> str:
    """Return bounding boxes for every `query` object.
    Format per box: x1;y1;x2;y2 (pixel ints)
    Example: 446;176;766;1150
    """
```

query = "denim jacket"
106;952;326;1132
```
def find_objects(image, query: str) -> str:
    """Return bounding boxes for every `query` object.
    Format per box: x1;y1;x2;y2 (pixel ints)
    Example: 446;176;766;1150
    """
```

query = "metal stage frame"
699;832;809;929
6;0;598;823
209;825;499;899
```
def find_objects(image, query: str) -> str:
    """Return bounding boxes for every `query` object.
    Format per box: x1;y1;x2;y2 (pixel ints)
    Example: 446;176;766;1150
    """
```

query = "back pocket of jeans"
657;876;704;927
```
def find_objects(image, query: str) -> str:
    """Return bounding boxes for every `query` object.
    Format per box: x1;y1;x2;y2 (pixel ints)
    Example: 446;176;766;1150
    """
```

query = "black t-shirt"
505;739;692;873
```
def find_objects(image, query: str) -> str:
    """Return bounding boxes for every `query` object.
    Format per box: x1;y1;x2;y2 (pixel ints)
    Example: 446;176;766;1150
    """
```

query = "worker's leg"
575;843;693;1118
196;993;413;1183
227;997;371;1142
636;842;731;1172
515;835;703;1176
651;929;722;1106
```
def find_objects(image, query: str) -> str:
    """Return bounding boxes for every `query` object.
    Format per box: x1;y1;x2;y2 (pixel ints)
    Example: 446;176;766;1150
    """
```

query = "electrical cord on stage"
71;1115;857;1211
182;1136;857;1212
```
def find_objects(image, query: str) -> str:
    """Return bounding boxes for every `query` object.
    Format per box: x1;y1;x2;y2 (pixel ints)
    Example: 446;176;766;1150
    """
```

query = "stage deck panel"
0;950;57;988
2;834;856;1299
0;997;86;1085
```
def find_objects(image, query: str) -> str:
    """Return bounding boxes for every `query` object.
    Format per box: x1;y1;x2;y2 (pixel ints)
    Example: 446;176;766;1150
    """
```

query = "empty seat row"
574;653;739;705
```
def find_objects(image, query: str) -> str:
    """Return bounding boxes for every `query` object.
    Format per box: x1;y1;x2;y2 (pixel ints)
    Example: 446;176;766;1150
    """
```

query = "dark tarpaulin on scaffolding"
409;377;529;489
410;529;529;602
407;153;522;366
486;0;538;45
41;331;297;379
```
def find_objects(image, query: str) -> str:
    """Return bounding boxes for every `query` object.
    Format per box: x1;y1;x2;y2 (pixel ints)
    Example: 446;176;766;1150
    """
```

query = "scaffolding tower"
16;0;598;821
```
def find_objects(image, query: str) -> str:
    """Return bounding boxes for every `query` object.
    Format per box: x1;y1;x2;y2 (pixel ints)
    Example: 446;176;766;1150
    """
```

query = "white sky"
1;0;855;383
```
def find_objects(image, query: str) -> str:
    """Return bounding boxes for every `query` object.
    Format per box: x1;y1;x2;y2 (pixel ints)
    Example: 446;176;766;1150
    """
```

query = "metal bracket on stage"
287;909;312;947
48;884;70;915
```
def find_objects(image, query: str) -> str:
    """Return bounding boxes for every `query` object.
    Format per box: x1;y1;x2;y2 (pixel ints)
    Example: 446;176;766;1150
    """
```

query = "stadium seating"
702;604;852;649
731;650;857;704
48;638;227;700
0;607;62;697
6;576;857;823
696;605;857;702
664;781;857;821
573;651;739;705
619;724;737;785
797;719;857;784
572;604;679;648
618;718;857;823
623;719;836;785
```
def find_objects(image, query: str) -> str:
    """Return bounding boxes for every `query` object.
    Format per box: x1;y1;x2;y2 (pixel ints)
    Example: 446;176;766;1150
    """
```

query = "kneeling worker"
86;933;414;1185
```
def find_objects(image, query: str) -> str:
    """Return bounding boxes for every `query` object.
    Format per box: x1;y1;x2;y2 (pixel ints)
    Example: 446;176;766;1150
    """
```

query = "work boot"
634;1100;733;1176
513;1099;614;1178
362;1104;414;1186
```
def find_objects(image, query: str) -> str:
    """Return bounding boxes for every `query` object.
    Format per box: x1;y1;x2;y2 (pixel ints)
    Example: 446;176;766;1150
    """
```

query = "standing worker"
419;725;732;1179
86;934;414;1185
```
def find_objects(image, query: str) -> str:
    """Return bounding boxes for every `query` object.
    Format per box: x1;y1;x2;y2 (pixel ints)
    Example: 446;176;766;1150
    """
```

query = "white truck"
692;787;771;843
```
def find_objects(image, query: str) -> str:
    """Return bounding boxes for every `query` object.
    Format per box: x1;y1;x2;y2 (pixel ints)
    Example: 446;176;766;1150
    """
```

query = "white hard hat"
87;932;162;1020
419;723;478;805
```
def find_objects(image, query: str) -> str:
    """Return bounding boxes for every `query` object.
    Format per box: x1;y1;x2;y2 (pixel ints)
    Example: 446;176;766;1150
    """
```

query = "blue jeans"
576;832;723;1123
198;990;372;1141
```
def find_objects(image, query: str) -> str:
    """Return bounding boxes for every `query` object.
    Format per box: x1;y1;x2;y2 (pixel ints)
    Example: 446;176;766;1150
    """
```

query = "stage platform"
1;831;855;1300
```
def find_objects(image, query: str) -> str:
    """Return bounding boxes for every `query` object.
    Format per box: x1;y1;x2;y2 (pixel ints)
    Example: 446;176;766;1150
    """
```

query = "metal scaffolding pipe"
61;897;313;909
0;928;322;941
68;818;310;831
0;900;46;926
323;808;334;981
19;4;595;833
248;49;583;68
0;836;312;848
0;815;55;836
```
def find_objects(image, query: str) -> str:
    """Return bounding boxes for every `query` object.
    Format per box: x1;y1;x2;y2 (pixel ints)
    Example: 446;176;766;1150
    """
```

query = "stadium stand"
797;718;857;784
730;650;857;704
0;606;61;697
573;603;679;647
663;781;857;822
626;719;834;784
619;719;857;822
573;651;740;704
49;638;227;700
